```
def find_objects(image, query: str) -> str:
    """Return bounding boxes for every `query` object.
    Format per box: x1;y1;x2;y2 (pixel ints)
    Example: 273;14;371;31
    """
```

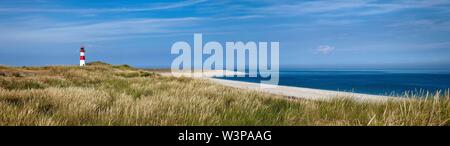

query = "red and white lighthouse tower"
80;46;86;66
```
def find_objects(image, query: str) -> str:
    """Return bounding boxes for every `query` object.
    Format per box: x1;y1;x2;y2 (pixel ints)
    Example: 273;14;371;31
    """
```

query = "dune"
168;70;246;77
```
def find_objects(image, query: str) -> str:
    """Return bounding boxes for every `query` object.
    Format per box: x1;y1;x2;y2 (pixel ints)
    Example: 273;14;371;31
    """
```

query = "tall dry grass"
0;63;449;126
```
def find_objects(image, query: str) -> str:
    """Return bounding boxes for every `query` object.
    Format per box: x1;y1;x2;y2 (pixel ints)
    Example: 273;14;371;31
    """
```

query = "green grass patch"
0;64;449;126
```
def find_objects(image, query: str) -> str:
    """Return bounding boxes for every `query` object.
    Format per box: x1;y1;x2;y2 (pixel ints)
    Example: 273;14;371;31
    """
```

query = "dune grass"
0;63;449;126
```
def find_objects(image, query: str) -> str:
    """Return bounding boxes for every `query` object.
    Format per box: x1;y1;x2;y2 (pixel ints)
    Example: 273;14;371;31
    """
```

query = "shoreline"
161;71;403;102
206;78;401;102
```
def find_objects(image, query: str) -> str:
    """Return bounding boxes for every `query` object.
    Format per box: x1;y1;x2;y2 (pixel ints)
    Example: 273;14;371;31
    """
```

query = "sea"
215;68;450;96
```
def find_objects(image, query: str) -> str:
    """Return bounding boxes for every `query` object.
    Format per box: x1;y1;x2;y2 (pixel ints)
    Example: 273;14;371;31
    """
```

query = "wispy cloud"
331;0;450;16
251;0;450;17
256;0;367;16
1;17;202;43
0;0;207;13
388;19;450;31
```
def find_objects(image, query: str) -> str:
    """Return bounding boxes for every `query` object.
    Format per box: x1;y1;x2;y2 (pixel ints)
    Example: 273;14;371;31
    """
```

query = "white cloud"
316;45;335;55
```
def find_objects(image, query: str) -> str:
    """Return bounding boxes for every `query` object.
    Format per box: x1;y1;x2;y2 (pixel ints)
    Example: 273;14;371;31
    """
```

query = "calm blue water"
216;69;450;96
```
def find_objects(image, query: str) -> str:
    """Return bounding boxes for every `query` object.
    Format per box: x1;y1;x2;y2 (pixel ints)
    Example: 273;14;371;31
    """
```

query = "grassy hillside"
0;63;449;126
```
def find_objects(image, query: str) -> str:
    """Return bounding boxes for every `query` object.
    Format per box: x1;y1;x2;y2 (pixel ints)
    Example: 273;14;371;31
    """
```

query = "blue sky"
0;0;450;68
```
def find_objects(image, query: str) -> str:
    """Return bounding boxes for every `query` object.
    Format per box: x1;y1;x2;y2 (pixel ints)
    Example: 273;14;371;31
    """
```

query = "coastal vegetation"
0;62;448;126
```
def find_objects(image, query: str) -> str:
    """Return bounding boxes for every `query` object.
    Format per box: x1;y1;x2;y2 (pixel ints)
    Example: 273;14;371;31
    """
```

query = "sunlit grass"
0;63;449;126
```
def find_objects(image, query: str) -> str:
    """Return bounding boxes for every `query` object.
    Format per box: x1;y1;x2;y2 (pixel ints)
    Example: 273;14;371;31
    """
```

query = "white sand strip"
160;71;404;102
206;78;403;103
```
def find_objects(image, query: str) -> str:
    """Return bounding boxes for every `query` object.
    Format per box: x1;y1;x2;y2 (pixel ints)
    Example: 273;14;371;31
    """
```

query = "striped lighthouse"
80;46;86;66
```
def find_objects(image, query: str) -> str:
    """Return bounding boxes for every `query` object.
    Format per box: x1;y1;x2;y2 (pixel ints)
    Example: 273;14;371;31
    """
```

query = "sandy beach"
161;71;403;102
206;78;401;102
